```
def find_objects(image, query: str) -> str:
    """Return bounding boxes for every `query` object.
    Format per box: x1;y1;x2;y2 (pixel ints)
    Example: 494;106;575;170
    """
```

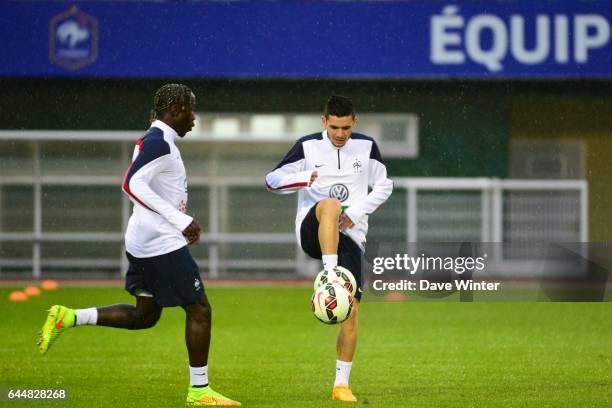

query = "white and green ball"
311;282;354;324
313;265;357;297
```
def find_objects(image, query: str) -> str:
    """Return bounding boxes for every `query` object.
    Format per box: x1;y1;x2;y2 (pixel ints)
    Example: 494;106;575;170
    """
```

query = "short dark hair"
324;95;355;118
150;83;192;121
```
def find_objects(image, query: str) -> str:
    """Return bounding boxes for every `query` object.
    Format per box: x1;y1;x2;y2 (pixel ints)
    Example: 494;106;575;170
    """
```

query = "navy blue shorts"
300;203;364;300
125;246;204;307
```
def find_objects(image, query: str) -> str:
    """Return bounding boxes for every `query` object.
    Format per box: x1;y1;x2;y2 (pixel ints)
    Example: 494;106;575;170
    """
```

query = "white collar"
323;130;349;149
151;120;178;140
323;130;334;148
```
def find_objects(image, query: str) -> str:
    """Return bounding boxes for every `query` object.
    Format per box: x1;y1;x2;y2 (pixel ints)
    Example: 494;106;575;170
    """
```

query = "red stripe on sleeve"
266;181;309;191
121;162;159;214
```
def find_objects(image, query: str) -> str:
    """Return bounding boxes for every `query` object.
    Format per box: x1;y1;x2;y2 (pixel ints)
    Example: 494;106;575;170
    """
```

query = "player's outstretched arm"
265;168;314;194
265;140;314;194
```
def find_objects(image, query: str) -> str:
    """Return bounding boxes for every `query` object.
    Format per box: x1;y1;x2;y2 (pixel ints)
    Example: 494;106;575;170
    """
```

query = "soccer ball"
311;282;354;324
313;265;357;297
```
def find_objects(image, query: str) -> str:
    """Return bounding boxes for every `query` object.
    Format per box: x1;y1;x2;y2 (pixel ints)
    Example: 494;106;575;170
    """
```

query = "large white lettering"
511;15;549;64
574;15;610;63
465;14;507;72
555;15;569;63
431;5;465;65
430;6;611;72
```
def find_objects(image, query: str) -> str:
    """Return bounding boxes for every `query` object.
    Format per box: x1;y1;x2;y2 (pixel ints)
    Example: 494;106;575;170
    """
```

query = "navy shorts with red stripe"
125;246;204;307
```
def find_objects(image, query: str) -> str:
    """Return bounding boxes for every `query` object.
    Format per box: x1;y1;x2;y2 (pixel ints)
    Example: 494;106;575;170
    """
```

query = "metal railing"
0;174;587;278
0;131;588;279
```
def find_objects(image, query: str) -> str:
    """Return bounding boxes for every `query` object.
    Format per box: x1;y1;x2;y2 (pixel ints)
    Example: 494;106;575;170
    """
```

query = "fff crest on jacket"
353;158;363;173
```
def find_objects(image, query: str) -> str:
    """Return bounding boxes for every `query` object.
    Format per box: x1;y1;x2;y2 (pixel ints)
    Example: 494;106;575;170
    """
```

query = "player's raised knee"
322;198;342;209
143;307;162;328
317;198;342;218
139;315;160;329
131;308;161;330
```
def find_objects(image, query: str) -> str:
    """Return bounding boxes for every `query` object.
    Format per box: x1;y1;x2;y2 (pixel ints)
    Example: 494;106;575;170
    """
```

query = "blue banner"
2;1;611;79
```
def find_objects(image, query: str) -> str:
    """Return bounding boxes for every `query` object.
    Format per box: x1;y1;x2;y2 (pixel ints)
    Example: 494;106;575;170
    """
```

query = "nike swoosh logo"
317;292;324;309
56;317;64;330
315;164;325;168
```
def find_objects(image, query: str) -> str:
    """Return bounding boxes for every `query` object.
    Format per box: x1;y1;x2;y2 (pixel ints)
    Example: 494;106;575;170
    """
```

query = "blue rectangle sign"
2;1;610;79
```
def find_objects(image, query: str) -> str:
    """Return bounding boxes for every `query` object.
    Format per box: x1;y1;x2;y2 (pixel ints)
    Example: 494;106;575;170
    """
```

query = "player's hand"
309;170;318;187
182;220;201;245
339;213;355;229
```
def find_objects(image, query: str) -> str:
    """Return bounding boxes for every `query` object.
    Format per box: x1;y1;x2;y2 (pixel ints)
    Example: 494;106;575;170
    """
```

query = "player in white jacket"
38;84;240;407
266;95;393;402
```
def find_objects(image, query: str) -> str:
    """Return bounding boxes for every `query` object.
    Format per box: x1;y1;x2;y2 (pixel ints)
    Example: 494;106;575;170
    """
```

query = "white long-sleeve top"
122;120;193;258
266;131;393;251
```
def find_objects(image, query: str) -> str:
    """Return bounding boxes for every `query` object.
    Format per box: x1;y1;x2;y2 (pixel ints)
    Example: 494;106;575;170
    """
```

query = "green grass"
0;286;611;407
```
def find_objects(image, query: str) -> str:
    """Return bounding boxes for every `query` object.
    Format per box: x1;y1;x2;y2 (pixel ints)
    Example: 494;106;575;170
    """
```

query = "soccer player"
265;95;393;402
37;84;240;407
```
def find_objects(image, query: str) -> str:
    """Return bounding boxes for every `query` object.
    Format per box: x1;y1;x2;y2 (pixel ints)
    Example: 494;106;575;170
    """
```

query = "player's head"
322;95;356;148
151;83;196;137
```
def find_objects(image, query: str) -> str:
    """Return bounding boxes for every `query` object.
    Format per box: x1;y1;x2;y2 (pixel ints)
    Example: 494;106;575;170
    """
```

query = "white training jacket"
122;120;193;258
265;131;393;251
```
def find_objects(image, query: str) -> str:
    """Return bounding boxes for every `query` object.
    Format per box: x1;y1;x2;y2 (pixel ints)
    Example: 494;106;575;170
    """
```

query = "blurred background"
0;0;610;280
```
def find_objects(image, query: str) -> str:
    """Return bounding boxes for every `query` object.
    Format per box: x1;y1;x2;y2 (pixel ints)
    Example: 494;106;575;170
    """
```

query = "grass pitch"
1;285;611;407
